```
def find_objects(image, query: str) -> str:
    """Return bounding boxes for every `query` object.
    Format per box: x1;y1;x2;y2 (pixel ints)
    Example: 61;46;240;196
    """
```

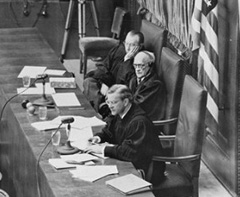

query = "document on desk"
60;153;99;164
69;127;108;159
17;83;56;95
18;66;47;78
69;165;118;182
51;115;106;130
31;120;64;131
44;69;66;76
49;158;77;170
52;93;81;107
69;127;93;150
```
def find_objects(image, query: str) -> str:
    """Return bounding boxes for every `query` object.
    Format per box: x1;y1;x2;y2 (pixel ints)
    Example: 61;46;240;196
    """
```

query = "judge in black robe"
129;51;166;121
83;31;144;113
85;84;166;185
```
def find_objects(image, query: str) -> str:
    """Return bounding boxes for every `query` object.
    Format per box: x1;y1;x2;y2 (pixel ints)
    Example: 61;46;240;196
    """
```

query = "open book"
105;174;152;195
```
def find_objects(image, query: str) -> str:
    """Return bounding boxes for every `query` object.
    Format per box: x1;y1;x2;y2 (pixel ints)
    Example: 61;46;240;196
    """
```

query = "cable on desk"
36;123;63;197
0;78;38;123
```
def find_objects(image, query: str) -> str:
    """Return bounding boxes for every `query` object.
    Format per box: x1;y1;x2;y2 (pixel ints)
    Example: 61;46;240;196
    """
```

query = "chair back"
140;19;167;75
174;75;207;177
111;7;129;40
161;47;189;135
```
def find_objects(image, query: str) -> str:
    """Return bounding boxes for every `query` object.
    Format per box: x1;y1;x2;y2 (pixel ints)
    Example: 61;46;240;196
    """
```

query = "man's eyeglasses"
123;42;139;48
106;100;120;106
133;63;149;69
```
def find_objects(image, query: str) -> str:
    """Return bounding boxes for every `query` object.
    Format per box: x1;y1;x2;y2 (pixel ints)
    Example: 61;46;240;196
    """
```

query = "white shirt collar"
120;103;132;119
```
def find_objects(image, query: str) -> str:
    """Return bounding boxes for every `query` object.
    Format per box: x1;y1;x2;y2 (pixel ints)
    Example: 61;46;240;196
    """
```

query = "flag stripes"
191;0;219;133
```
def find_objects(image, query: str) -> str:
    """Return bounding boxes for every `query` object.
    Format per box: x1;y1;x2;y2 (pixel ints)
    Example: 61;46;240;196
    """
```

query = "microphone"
61;117;74;124
36;73;48;80
23;0;30;17
41;1;48;17
33;73;54;107
36;122;63;197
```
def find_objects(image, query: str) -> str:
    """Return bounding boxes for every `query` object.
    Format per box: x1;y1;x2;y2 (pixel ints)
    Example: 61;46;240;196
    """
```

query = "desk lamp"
33;74;54;107
57;117;79;155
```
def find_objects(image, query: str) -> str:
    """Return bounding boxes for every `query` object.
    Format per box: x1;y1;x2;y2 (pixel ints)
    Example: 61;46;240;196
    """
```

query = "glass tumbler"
38;106;47;120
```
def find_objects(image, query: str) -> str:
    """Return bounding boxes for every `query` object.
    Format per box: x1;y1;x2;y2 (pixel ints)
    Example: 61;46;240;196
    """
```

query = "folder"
106;174;152;195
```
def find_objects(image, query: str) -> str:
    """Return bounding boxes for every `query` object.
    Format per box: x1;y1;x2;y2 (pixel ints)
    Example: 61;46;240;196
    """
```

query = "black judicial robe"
83;43;135;111
95;104;166;183
129;69;166;121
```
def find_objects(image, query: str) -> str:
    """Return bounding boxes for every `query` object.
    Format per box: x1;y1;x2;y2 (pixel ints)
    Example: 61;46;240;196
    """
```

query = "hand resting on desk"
85;140;114;154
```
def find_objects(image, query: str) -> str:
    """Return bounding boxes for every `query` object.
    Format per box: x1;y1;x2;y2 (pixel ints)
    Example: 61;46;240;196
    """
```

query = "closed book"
105;174;152;195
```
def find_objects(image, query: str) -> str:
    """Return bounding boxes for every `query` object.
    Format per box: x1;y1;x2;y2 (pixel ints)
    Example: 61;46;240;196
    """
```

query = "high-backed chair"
140;19;167;76
146;75;207;197
79;7;129;76
153;47;189;135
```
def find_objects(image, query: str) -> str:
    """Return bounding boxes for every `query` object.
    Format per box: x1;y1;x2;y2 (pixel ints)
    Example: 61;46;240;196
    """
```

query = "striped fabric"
191;0;219;134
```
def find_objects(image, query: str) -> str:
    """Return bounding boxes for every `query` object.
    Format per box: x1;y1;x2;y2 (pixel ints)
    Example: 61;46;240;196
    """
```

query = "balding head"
134;51;155;65
133;51;155;79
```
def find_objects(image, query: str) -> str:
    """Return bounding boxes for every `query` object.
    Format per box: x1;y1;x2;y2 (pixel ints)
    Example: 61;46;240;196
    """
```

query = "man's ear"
139;43;144;50
123;98;129;107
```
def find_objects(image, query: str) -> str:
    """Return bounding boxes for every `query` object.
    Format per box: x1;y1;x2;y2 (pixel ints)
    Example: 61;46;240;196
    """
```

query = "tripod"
60;0;100;62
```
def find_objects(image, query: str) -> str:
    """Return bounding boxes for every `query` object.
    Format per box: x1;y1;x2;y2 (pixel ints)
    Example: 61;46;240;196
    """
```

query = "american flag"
191;0;219;134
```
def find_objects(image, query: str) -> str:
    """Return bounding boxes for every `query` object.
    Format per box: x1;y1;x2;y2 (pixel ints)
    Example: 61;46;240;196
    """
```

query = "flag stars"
205;0;212;7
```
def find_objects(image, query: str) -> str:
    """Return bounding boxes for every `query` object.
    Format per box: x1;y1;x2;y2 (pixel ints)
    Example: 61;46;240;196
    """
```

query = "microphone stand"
33;77;54;107
36;122;63;197
57;123;79;155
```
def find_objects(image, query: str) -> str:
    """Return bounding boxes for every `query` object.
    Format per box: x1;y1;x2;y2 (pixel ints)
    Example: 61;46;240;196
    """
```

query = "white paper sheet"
44;69;66;76
69;127;94;150
17;83;56;95
31;121;64;131
49;158;76;170
69;165;118;182
52;93;81;107
18;66;47;78
60;153;99;164
51;115;106;130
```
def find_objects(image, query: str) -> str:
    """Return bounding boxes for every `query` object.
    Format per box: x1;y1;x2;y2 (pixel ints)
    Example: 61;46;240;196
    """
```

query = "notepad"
60;153;99;164
49;158;76;170
105;174;152;195
44;69;66;76
18;66;47;78
69;165;118;182
52;92;81;107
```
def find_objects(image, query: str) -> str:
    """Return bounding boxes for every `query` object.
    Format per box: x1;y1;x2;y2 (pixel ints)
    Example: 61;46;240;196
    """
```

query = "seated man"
129;51;166;121
85;84;166;185
83;30;144;113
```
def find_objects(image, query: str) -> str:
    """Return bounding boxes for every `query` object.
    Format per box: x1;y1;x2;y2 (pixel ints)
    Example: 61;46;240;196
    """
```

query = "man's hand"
100;83;109;96
88;136;101;144
84;143;106;154
124;46;140;61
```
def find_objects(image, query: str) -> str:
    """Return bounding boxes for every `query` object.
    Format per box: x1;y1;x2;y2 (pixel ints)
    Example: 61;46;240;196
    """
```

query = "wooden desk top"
0;28;154;197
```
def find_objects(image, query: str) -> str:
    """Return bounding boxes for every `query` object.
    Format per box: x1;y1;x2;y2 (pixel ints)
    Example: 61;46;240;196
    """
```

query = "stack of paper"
51;93;81;107
49;158;76;170
106;174;152;195
44;69;66;76
18;66;47;78
69;165;118;182
60;153;99;164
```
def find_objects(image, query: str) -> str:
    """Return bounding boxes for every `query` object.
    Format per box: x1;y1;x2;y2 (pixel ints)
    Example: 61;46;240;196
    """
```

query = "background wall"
0;0;120;59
